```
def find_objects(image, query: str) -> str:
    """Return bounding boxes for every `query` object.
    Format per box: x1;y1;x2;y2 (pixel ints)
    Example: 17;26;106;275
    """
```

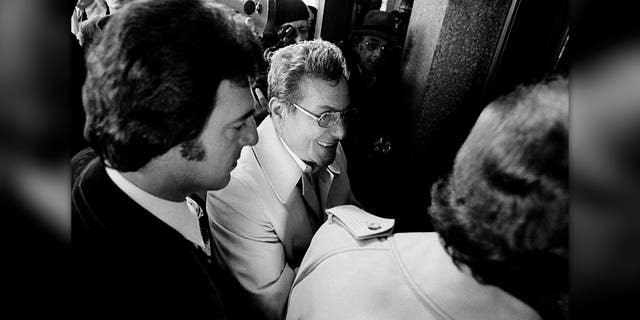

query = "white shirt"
105;167;206;248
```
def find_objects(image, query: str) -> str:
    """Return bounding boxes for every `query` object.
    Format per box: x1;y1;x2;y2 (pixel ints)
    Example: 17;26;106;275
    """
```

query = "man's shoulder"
210;148;266;200
71;157;156;236
207;148;274;223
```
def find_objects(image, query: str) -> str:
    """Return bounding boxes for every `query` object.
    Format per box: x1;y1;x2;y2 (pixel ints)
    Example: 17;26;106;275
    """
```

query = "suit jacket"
207;116;359;319
287;206;541;320
72;158;227;318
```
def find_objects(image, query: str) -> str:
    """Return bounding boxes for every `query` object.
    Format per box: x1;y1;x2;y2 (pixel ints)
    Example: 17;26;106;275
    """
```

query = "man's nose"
372;48;382;58
329;118;346;140
241;117;259;146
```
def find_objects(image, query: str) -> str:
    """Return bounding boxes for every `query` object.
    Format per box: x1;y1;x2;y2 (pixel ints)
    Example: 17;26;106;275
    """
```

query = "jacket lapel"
252;116;302;204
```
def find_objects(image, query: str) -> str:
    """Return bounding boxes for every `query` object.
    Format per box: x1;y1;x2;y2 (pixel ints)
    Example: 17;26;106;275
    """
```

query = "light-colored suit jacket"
287;205;542;320
207;116;358;319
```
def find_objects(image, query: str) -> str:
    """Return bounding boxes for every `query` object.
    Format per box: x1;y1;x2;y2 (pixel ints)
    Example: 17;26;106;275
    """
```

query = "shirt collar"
105;167;205;248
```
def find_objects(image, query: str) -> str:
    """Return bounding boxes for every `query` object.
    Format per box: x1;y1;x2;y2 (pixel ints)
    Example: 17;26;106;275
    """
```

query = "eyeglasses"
288;100;349;128
362;40;397;53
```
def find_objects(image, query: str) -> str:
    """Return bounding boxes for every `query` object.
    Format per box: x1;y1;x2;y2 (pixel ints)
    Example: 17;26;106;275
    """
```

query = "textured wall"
397;0;513;230
414;0;511;151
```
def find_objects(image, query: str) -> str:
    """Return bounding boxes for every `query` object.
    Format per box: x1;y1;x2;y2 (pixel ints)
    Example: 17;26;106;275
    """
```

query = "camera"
263;24;299;62
276;24;299;48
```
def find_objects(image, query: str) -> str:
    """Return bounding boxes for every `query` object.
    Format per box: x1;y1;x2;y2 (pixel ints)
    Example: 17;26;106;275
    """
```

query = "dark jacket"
72;158;227;317
338;39;410;217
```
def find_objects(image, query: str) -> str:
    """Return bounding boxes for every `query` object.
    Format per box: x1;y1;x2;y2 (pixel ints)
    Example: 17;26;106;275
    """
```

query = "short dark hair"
83;0;261;171
429;77;568;297
268;40;348;110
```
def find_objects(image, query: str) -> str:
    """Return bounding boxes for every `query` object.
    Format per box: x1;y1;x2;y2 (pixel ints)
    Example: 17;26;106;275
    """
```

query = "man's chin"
315;150;337;167
364;63;377;73
208;173;231;191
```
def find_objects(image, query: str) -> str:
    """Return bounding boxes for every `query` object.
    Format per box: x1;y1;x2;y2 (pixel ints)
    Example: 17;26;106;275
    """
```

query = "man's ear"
269;97;287;120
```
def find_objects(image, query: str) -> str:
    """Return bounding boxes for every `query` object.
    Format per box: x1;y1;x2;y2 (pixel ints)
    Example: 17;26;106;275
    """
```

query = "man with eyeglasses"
340;10;410;218
207;40;359;319
349;10;401;89
262;0;311;52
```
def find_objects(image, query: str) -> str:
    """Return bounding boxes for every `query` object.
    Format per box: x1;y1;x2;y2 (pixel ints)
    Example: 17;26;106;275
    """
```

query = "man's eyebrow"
238;109;255;121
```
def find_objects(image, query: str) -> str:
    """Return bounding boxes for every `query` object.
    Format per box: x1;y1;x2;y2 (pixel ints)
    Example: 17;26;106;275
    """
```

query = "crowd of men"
72;0;568;319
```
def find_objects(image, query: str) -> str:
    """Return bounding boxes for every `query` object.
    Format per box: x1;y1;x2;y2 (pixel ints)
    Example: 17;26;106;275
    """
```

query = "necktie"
302;168;321;211
185;194;227;317
300;167;327;229
186;194;213;258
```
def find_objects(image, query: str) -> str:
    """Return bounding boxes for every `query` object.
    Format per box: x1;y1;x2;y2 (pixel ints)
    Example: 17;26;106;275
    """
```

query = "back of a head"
267;39;349;105
429;77;568;298
82;0;262;172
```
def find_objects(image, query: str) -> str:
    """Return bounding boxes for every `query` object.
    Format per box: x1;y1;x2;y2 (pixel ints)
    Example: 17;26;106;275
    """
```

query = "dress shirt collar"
105;167;205;248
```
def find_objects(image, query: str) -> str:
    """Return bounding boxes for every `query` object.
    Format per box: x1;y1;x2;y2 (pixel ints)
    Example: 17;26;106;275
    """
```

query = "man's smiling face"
278;76;349;167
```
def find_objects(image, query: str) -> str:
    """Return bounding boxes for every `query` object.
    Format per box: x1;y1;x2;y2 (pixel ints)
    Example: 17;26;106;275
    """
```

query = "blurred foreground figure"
72;0;261;317
287;77;568;320
572;32;640;319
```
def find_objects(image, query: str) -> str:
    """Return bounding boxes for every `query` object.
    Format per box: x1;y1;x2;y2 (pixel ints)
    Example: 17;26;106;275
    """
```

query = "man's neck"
357;64;377;88
120;167;188;202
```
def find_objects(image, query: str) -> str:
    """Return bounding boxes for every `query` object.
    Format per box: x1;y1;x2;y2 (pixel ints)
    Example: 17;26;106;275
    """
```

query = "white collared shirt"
105;167;206;248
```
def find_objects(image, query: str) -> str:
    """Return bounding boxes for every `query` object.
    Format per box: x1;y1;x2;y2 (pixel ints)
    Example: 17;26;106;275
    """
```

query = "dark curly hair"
429;77;568;300
82;0;262;171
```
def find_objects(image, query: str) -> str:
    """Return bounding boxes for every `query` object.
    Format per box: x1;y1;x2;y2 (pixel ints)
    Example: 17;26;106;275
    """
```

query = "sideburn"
179;138;206;161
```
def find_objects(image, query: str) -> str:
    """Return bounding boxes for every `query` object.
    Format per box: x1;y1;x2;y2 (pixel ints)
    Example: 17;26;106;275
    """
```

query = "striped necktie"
186;194;212;258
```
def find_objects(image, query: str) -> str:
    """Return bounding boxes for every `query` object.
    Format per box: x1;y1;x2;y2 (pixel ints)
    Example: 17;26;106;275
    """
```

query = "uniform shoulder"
307;205;396;251
293;206;395;282
325;205;395;242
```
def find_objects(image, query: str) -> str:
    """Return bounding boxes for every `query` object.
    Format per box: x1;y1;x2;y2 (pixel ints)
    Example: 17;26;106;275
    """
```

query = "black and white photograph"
1;0;639;319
